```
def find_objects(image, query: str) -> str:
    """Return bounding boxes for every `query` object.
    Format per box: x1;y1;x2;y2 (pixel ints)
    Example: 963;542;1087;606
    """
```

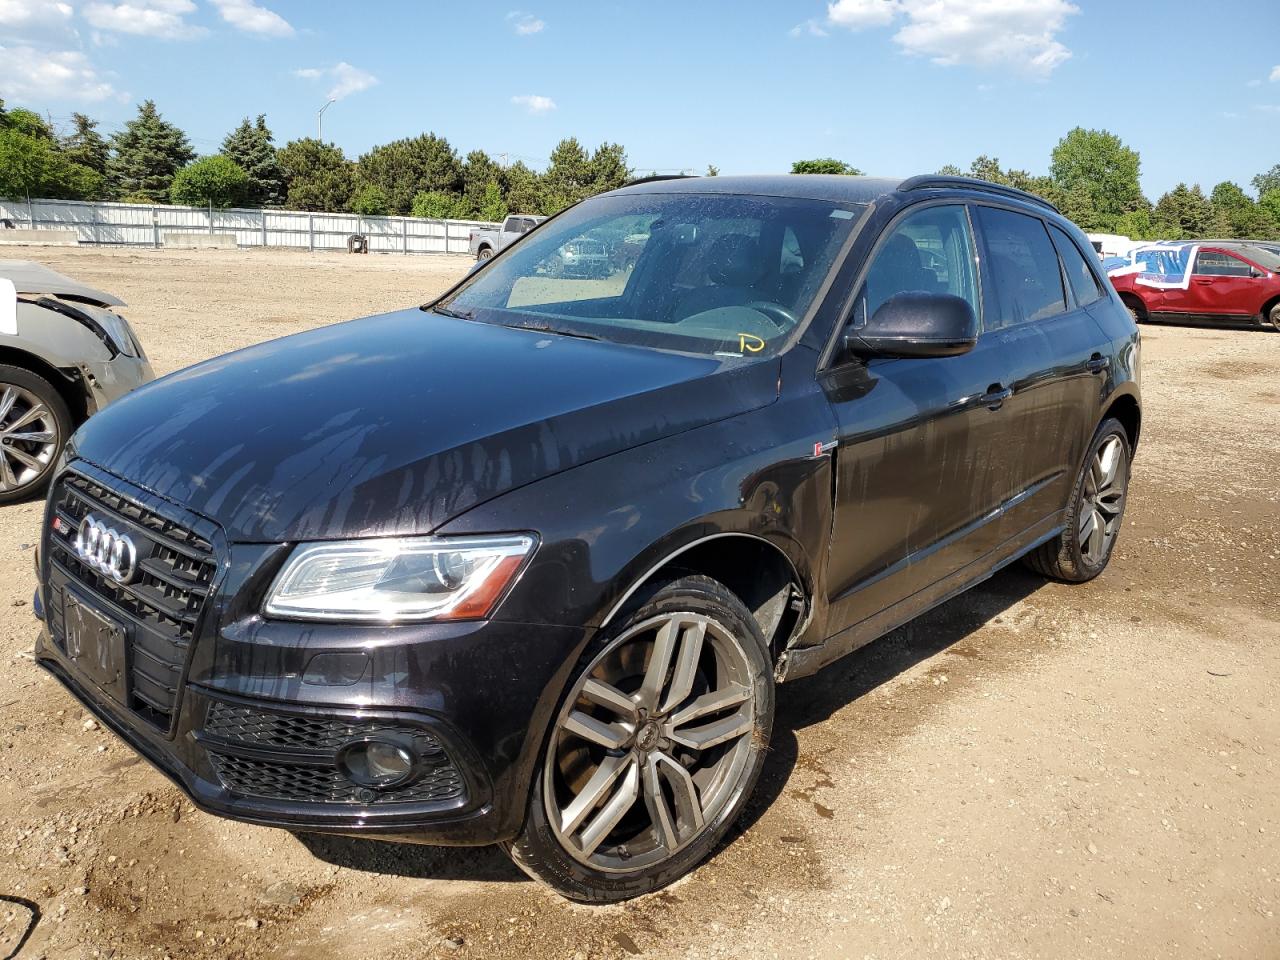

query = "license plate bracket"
63;590;130;704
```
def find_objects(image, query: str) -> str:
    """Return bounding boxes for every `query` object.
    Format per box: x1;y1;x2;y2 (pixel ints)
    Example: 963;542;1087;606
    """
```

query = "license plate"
63;591;129;703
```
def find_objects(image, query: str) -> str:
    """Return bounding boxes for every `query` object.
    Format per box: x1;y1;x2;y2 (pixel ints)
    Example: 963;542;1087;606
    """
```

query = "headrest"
706;234;768;287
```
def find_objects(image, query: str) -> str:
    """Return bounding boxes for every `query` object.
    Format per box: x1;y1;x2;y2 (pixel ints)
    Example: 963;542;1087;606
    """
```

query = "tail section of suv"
34;174;1140;902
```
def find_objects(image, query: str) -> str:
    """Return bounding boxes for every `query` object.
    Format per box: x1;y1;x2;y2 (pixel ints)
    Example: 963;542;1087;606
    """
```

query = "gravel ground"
0;246;1276;960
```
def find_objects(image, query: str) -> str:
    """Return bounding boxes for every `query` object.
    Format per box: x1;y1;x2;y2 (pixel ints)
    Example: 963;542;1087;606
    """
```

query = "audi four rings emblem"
74;514;139;584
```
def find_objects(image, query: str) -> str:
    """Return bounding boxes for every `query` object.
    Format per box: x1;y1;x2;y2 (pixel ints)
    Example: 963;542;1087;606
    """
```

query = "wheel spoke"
559;753;633;836
1078;507;1098;542
4;404;48;433
577;760;640;857
668;711;754;752
660;619;705;714
652;752;704;844
0;451;15;490
0;387;16;426
581;678;639;723
637;618;680;711
1087;510;1106;558
3;429;55;445
669;683;750;728
1096;492;1124;517
1096;438;1121;491
4;445;45;471
642;754;679;851
562;710;631;751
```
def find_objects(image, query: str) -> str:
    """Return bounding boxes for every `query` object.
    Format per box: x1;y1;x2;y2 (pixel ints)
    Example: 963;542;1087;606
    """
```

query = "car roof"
0;260;124;307
610;174;905;205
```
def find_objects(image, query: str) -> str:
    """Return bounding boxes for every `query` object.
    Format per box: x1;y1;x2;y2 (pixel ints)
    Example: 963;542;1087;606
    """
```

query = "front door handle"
980;384;1012;410
1086;353;1108;374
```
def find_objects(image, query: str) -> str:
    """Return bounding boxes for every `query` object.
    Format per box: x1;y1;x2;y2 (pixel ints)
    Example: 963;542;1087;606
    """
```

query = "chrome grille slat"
47;468;219;733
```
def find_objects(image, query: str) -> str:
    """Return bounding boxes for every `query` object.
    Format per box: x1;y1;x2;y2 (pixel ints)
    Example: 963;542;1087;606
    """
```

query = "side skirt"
777;511;1065;682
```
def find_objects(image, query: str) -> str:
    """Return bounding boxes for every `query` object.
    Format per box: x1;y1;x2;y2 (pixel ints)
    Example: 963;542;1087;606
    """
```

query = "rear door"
969;206;1105;545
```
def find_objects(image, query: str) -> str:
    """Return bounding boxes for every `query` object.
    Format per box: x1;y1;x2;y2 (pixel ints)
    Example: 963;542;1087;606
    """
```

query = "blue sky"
3;0;1280;199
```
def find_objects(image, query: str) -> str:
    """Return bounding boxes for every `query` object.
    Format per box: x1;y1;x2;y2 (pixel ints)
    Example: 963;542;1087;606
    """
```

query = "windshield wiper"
431;304;474;320
504;321;601;341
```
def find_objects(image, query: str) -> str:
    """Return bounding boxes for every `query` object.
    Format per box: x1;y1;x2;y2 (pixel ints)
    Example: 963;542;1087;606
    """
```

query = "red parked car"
1108;241;1280;329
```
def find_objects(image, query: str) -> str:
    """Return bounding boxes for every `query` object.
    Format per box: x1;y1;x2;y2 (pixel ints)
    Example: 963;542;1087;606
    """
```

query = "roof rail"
898;175;1060;214
622;174;699;187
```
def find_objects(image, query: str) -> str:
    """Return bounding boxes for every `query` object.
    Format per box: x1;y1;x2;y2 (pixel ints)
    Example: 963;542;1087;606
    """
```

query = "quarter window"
975;206;1067;329
1194;250;1252;277
858;204;979;325
1049;224;1106;306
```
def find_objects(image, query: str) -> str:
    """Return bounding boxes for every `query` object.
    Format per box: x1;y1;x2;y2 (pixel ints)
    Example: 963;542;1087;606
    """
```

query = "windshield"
1234;245;1280;271
439;192;865;357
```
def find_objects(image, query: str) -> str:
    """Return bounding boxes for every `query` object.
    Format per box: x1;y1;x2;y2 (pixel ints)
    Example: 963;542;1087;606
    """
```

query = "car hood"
71;308;778;542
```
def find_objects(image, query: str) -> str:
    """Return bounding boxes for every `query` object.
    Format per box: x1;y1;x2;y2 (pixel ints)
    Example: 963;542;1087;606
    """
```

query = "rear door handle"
980;384;1012;410
1086;354;1108;374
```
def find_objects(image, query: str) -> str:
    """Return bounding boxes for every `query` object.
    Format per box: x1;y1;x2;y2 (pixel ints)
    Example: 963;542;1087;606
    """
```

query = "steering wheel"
744;301;797;330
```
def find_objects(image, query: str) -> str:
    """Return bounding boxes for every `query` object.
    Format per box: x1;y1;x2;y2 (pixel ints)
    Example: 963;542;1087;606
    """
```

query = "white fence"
0;196;498;255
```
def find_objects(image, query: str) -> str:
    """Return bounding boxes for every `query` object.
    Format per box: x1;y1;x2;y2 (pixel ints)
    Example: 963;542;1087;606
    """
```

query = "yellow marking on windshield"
739;334;766;353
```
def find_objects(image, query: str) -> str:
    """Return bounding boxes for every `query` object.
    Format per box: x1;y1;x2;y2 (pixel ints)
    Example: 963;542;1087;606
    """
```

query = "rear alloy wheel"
477;247;493;261
508;575;773;902
0;365;71;505
1024;417;1131;583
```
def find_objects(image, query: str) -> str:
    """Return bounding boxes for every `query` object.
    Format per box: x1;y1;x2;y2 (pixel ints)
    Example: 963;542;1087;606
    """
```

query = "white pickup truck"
468;214;547;260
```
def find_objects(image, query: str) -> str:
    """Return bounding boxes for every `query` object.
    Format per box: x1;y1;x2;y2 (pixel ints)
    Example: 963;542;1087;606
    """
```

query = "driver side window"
858;205;979;327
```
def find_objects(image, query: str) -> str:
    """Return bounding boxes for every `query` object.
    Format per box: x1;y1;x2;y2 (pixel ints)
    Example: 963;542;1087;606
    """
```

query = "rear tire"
0;364;72;505
1023;417;1131;583
477;246;493;261
506;574;774;903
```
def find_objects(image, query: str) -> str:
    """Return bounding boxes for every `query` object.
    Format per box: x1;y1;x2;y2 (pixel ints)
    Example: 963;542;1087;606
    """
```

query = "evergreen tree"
277;138;355;212
460;149;503;216
59;113;110;175
1152;184;1213;239
501;161;543;215
357;133;462;215
108;101;195;202
542;137;594;212
589;142;631;193
221;115;286;207
476;181;507;223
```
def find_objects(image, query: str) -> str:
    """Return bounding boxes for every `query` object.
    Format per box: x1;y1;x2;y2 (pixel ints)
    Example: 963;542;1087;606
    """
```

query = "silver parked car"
0;261;153;503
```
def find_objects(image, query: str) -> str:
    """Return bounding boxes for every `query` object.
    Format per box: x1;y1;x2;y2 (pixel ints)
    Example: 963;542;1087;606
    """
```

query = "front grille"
202;700;466;806
46;469;220;732
207;751;465;805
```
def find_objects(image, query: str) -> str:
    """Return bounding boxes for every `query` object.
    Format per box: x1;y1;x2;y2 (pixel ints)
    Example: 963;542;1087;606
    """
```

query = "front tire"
0;365;71;505
1023;417;1131;583
1268;302;1280;330
507;575;774;903
476;246;493;261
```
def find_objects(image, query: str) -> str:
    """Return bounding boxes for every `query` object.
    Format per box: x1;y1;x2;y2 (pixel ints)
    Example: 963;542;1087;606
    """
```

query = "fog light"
337;738;417;789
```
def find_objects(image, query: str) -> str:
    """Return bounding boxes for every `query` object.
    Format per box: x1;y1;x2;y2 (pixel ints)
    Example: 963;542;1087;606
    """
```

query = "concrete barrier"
163;232;237;250
0;229;79;246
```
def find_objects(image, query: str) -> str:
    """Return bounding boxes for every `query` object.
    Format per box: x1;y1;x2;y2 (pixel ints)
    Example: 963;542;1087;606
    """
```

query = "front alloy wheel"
508;575;773;902
0;366;71;505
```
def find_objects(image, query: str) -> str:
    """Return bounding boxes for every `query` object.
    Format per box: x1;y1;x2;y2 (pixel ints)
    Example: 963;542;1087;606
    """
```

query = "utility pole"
317;98;336;141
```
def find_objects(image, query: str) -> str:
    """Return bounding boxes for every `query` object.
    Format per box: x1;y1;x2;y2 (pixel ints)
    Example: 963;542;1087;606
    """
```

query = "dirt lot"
0;246;1277;960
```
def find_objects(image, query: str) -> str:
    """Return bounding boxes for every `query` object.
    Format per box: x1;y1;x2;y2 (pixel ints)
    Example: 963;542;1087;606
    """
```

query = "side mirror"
1250;267;1264;279
844;292;978;359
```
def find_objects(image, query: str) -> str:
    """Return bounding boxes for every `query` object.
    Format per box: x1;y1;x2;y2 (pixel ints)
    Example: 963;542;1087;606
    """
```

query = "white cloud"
294;61;378;101
506;11;544;34
1270;65;1280;82
789;18;829;37
823;0;1079;78
0;43;122;102
209;0;292;36
827;0;896;29
83;0;205;39
0;0;73;28
511;94;555;114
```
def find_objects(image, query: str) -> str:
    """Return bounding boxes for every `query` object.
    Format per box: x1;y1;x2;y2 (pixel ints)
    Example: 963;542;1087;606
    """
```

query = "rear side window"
974;206;1067;329
1194;250;1251;277
859;204;979;324
1049;224;1106;306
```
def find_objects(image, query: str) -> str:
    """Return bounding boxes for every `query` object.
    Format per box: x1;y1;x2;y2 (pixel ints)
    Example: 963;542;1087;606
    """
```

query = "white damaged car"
0;262;153;503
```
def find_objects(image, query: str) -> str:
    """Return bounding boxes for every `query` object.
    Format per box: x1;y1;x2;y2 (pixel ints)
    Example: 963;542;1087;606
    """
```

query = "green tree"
6;108;53;141
221;115;286;207
1114;208;1155;241
791;158;863;175
1258;190;1280;233
349;183;391;216
589;142;631;193
705;164;719;177
108;100;195;202
59;113;109;175
0;128;103;201
1250;164;1280;199
1049;127;1143;232
357;133;462;215
1208;181;1269;238
936;163;964;176
1152;183;1213;239
501;161;543;214
409;190;469;219
458;149;503;217
542;137;594;212
477;180;507;222
169;155;250;207
277;138;355;212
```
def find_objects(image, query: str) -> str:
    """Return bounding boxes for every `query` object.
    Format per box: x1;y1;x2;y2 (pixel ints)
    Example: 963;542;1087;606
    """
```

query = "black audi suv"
33;174;1140;902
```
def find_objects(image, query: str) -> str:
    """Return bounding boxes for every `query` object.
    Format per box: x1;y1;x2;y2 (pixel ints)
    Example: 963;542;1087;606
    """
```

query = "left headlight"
263;534;537;623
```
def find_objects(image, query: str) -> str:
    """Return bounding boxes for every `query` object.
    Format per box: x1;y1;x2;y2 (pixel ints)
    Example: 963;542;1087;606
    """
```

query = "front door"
822;203;1007;634
1163;248;1259;319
